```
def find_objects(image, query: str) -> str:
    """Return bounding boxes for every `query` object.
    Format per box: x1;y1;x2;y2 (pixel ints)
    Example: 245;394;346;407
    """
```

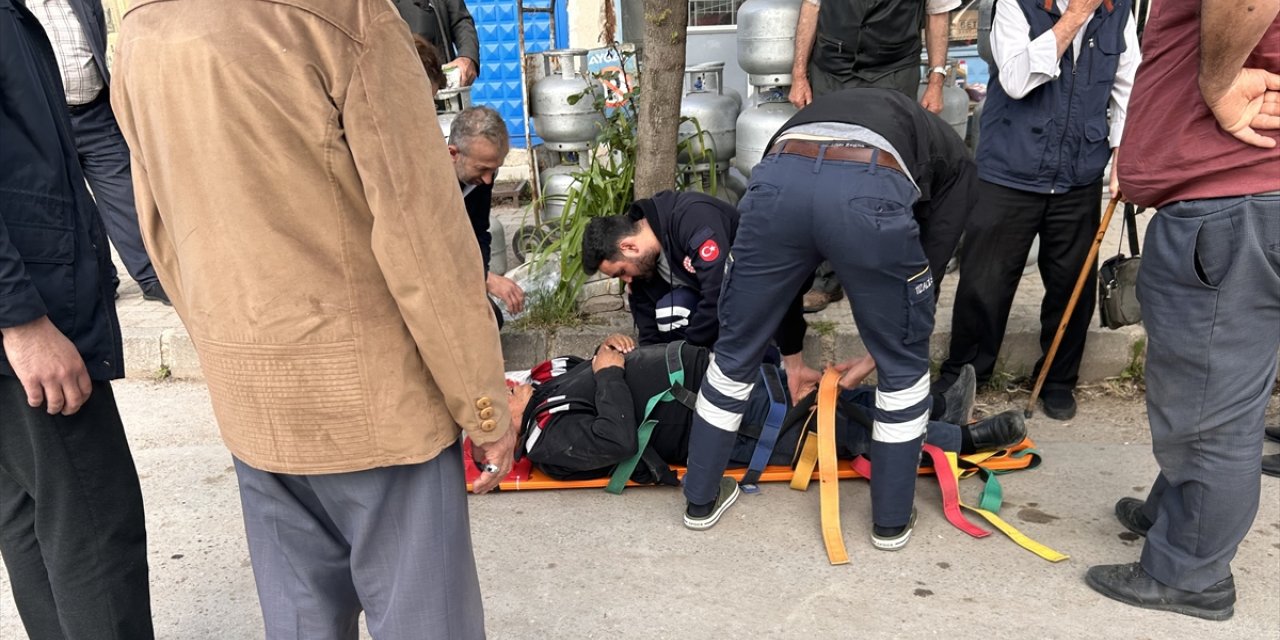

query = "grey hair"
448;106;509;153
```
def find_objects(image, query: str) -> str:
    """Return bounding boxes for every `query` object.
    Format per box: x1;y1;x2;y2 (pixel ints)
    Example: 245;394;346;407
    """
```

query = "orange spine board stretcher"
463;449;1039;492
464;416;1041;492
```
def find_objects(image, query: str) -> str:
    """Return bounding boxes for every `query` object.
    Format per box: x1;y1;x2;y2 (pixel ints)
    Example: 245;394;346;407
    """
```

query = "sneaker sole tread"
683;484;741;531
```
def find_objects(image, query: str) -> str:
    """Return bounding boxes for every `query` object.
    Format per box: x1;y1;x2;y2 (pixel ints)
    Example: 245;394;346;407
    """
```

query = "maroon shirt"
1118;4;1280;208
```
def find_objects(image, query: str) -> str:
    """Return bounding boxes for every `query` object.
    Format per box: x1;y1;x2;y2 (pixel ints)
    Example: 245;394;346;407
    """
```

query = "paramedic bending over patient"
679;88;978;547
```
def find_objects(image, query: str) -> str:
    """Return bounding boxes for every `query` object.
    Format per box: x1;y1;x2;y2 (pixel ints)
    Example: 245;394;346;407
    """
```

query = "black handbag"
1098;203;1143;329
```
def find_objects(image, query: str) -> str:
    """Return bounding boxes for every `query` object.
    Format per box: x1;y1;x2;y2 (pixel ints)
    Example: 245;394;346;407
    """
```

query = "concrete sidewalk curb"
125;321;1148;384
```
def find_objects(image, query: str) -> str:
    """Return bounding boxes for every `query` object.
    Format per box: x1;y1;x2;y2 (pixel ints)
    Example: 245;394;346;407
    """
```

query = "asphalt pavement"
2;381;1277;639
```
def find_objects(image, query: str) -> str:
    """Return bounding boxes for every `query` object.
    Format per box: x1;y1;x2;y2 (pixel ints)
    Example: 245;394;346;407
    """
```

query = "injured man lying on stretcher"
508;335;1027;484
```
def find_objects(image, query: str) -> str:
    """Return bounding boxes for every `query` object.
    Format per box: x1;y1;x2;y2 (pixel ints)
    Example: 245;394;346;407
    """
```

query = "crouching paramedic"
508;335;1026;485
581;190;806;352
683;87;978;548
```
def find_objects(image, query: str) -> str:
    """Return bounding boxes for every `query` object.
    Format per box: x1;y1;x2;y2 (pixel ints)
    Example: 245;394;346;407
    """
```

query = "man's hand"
599;333;636;354
1065;0;1105;19
449;57;478;87
833;354;876;390
471;424;517;494
1;316;92;415
1202;68;1280;149
1108;148;1124;202
920;81;944;115
592;347;625;372
789;76;813;109
782;353;822;405
487;272;525;314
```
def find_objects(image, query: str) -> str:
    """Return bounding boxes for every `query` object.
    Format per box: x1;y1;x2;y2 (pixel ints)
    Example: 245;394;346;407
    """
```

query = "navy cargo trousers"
684;148;934;529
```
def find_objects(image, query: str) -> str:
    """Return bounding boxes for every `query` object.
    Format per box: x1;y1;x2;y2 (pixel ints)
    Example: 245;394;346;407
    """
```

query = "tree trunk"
633;0;688;199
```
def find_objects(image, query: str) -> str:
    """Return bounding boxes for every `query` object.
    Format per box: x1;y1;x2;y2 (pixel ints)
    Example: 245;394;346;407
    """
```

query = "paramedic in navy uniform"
678;88;978;550
582;190;806;352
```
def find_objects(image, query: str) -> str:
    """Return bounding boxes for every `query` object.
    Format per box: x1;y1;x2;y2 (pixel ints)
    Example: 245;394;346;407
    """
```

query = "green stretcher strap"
958;447;1042;513
942;452;1069;563
605;341;687;494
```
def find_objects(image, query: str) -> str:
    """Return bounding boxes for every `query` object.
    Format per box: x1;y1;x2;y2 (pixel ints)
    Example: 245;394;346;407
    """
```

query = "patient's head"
508;383;534;431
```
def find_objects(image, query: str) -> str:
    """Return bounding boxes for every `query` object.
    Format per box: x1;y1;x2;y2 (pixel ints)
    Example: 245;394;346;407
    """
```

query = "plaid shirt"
26;0;104;105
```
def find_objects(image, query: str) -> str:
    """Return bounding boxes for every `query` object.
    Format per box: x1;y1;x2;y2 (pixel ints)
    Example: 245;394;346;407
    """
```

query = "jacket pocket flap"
9;223;75;265
1095;29;1126;55
1084;118;1109;143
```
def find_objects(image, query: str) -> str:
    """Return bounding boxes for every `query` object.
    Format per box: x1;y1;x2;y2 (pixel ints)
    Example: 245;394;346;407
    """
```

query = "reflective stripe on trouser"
683;151;934;514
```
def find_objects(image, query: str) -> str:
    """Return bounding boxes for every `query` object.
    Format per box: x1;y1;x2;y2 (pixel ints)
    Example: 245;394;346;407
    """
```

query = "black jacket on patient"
518;344;895;483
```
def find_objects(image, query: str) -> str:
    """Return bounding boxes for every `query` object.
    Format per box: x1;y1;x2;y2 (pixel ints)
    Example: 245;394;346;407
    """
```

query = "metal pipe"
517;0;542;221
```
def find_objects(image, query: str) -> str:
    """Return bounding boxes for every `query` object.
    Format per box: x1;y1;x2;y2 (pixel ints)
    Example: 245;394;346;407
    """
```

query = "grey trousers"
233;442;485;639
1136;193;1280;592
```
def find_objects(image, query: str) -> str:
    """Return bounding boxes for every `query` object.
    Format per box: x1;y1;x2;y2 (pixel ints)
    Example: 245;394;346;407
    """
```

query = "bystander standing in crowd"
393;0;480;87
111;0;514;636
938;0;1140;421
1;2;153;637
26;0;170;304
1086;0;1279;622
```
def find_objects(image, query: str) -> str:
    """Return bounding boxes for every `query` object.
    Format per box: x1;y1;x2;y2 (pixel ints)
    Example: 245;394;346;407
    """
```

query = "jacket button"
478;407;494;420
479;419;497;432
475;397;492;410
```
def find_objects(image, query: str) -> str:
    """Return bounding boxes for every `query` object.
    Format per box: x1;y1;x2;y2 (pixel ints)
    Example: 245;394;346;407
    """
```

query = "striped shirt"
27;0;104;106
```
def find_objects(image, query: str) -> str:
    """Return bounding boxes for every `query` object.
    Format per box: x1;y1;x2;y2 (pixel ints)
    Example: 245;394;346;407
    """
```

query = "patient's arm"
526;367;641;473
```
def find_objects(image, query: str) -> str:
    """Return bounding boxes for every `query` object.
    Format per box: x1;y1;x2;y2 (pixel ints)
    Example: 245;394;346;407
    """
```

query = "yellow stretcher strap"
945;452;1069;563
790;430;818;491
817;368;849;564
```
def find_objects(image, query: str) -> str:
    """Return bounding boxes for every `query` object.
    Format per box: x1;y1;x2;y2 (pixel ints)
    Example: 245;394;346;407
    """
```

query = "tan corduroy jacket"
111;0;511;474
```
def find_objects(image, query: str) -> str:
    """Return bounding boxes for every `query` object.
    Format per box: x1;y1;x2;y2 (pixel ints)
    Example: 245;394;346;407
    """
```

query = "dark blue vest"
977;0;1130;194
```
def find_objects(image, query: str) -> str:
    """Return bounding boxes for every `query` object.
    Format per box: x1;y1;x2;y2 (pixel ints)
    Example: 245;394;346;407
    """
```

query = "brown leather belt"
766;139;905;175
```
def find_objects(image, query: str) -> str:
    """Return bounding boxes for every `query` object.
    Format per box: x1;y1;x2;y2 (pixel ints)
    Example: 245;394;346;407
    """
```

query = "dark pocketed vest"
977;0;1130;194
812;0;925;80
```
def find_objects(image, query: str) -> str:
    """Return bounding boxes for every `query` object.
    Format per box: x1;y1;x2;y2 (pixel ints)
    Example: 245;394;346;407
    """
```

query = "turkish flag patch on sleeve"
697;239;721;263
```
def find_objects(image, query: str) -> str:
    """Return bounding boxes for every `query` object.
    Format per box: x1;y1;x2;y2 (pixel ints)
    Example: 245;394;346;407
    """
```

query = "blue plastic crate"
469;0;569;147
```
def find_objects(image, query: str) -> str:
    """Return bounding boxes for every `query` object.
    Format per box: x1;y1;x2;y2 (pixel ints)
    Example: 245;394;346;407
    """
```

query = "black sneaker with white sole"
871;506;917;551
684;477;741;531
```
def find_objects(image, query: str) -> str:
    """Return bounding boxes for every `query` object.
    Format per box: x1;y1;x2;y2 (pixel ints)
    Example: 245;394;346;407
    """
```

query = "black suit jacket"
0;0;122;380
389;0;480;67
463;183;492;274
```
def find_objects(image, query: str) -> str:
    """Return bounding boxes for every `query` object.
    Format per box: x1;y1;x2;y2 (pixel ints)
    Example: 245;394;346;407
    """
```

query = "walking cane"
1025;197;1120;418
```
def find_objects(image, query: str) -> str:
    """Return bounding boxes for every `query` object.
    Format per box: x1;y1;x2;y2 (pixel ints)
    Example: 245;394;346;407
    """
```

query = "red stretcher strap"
850;449;990;539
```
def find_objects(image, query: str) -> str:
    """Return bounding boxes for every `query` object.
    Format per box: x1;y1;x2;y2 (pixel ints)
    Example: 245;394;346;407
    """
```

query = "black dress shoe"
1040;388;1076;420
1266;425;1280;443
141;282;172;306
1114;497;1152;537
1263;454;1280;478
966;410;1027;452
1085;563;1235;621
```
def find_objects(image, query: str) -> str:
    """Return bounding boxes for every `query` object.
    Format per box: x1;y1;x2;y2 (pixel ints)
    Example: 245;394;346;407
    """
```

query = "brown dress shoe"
802;288;844;313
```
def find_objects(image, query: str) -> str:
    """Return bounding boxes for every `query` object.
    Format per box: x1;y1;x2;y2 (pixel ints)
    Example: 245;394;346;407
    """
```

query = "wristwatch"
929;65;948;78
